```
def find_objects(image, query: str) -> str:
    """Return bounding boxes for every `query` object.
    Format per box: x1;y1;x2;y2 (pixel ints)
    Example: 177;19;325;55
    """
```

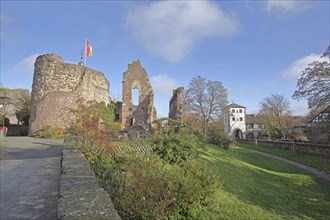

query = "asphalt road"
0;137;63;220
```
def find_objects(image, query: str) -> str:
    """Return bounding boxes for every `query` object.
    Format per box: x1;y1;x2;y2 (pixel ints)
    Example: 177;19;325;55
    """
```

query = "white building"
224;103;246;139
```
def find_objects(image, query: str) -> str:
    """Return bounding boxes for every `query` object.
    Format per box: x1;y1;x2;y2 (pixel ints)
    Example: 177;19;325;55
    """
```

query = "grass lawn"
198;144;330;219
237;142;330;174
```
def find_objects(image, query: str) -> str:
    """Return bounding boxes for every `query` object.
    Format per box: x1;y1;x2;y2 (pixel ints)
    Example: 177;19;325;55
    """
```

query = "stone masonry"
29;54;110;135
58;139;121;219
121;60;156;132
169;87;184;125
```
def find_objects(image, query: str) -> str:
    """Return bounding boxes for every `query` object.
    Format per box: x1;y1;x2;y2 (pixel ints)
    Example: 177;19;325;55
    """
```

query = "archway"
234;129;243;139
246;132;254;139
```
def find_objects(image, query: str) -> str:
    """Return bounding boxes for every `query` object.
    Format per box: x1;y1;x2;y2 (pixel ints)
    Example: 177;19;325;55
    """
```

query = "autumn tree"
184;76;228;137
259;94;291;139
70;100;121;161
292;46;330;110
292;46;330;143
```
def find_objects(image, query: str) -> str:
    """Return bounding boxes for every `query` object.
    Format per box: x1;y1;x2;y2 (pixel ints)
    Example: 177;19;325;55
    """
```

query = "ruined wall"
29;54;110;135
121;60;156;131
169;87;184;125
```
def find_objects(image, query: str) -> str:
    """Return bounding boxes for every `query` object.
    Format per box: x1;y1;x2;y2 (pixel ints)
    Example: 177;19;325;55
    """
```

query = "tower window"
132;88;139;106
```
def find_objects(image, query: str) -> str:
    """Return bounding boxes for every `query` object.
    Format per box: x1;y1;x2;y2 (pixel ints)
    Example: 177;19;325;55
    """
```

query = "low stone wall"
7;125;28;136
57;140;121;219
238;139;330;156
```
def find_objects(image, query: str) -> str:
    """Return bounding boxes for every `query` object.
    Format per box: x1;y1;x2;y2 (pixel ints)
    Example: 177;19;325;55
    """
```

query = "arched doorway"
234;129;243;139
246;132;254;139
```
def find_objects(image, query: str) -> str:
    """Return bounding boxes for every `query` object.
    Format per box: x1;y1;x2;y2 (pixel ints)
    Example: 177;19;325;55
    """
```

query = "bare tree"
185;76;228;137
292;46;330;110
15;92;31;125
259;94;291;139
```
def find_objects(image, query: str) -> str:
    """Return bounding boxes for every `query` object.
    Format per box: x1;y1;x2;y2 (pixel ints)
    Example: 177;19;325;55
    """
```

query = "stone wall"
0;88;30;125
58;140;121;219
121;60;156;132
238;139;330;156
29;54;110;135
169;87;184;125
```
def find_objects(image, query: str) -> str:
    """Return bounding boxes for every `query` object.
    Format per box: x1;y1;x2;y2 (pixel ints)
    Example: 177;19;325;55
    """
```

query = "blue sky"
1;0;329;117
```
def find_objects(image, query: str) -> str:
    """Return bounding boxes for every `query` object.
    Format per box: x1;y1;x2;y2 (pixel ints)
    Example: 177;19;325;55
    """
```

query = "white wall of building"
224;105;246;138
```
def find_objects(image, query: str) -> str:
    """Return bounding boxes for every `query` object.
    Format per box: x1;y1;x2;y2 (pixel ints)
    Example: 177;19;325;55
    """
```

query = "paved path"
240;147;330;182
0;137;63;220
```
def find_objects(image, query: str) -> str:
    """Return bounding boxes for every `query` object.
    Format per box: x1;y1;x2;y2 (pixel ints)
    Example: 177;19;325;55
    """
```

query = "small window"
232;109;235;113
232;117;235;121
130;118;135;126
236;110;238;113
240;117;243;121
115;114;120;122
239;109;242;113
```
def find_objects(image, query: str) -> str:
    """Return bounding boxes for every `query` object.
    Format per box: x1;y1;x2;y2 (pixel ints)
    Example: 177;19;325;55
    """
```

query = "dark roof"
228;103;246;108
321;105;330;113
245;114;261;124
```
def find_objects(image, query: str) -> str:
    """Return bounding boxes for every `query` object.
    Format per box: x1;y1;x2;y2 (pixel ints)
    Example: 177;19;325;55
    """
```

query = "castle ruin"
29;54;110;135
120;60;157;132
169;87;184;125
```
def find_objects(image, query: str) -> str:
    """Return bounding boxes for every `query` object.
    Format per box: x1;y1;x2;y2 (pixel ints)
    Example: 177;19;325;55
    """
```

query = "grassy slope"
238;142;330;174
198;145;330;220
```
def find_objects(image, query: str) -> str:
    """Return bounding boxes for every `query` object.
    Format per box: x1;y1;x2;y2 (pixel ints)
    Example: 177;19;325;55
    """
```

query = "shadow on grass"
198;145;330;219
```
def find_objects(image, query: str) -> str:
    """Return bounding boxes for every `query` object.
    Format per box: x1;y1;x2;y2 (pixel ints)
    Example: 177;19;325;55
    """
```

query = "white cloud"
291;101;309;116
12;54;40;75
125;1;240;62
264;0;309;13
282;54;327;80
151;74;178;97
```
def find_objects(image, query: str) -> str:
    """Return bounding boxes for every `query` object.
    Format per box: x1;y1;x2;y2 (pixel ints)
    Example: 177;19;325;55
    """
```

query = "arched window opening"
132;88;139;106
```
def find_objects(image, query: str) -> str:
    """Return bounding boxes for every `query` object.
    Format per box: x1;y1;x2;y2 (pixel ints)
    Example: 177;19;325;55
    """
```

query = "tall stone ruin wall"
169;87;184;125
121;60;156;132
29;54;110;135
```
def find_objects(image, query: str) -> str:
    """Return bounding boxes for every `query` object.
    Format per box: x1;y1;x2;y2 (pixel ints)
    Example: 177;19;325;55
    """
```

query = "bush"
34;126;67;139
92;153;221;219
208;134;238;150
69;100;118;163
147;134;200;165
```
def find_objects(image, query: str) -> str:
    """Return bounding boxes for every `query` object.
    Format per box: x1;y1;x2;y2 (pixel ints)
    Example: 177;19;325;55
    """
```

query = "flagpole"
84;38;87;67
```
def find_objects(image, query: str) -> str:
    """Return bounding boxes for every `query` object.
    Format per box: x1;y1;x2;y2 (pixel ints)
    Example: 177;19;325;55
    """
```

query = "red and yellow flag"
86;39;92;56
